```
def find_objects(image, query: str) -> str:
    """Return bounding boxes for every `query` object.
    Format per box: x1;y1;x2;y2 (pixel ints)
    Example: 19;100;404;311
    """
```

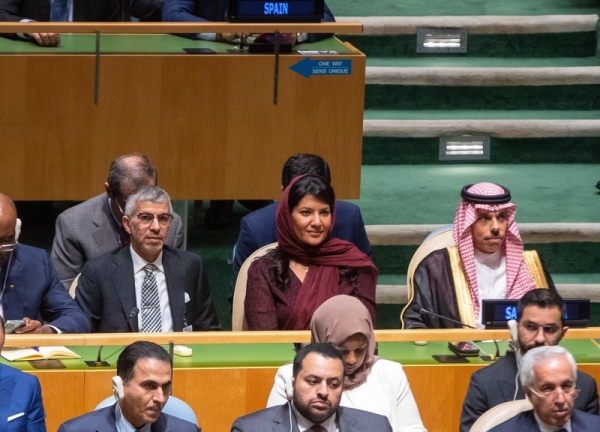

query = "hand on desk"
15;317;55;334
28;32;61;47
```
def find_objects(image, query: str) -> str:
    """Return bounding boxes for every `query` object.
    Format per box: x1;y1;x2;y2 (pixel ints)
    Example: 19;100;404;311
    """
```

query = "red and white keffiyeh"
452;182;535;317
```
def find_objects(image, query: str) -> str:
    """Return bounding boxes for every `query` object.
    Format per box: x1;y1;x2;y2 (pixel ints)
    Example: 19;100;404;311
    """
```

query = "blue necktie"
51;0;69;22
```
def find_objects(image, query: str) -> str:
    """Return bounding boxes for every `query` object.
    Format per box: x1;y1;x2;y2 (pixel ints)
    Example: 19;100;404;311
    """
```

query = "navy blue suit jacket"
489;409;600;432
163;0;335;42
58;404;199;432
0;364;46;432
1;244;91;333
230;200;371;296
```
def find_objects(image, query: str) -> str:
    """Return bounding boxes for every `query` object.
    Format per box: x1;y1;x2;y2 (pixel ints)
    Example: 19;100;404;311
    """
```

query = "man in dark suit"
460;289;598;431
230;153;371;301
58;341;198;431
231;343;392;432
52;153;185;290
490;345;600;432
0;193;90;334
75;185;219;332
0;316;47;431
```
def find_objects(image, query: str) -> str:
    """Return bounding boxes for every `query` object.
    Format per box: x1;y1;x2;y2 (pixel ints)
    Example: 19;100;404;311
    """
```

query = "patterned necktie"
141;264;162;332
307;425;327;432
51;0;69;21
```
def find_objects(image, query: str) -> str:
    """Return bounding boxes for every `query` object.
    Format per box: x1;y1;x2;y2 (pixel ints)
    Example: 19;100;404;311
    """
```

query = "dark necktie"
141;264;162;332
51;0;69;21
555;429;568;432
307;425;327;432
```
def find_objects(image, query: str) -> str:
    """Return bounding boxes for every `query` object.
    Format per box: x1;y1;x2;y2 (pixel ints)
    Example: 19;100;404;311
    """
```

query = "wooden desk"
0;23;365;200
5;329;600;432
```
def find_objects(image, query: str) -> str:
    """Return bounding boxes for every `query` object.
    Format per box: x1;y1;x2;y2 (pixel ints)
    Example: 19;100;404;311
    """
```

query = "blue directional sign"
290;57;352;78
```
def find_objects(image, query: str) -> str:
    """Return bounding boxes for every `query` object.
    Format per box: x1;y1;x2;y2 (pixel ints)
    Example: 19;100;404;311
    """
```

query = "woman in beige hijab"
267;295;427;431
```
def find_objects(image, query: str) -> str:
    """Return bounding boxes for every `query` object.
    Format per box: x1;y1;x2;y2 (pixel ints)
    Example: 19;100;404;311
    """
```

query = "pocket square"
8;412;24;422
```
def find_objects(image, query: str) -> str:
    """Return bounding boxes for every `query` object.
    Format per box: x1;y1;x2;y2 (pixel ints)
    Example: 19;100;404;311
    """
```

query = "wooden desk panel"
0;36;365;200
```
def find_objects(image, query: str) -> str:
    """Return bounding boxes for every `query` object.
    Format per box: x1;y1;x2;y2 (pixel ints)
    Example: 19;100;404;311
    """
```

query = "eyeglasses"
529;384;579;400
0;243;17;253
135;213;173;227
519;321;562;340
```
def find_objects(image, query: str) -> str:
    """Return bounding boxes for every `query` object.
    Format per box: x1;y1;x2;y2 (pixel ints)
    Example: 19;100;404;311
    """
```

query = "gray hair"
124;185;172;217
520;345;577;388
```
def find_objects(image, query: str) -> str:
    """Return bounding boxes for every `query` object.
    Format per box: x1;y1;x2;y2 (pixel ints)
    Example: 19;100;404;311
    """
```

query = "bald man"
0;194;90;334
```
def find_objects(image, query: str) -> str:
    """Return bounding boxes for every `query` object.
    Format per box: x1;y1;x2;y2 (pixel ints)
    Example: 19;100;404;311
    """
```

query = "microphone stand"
85;307;139;367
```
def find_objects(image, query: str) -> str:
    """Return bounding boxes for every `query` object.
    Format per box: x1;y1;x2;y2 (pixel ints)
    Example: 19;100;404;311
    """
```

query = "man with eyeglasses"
489;345;600;432
75;186;220;332
51;153;185;290
0;193;90;334
460;289;598;431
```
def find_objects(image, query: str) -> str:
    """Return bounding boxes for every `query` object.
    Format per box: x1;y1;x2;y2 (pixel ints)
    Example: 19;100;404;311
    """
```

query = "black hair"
292;343;344;378
268;176;357;289
281;153;331;188
117;341;171;384
517;289;566;325
107;153;158;198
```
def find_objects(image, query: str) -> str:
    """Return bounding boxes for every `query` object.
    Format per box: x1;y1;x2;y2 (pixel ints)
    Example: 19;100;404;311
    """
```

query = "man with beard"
402;182;555;329
460;289;598;432
230;343;392;431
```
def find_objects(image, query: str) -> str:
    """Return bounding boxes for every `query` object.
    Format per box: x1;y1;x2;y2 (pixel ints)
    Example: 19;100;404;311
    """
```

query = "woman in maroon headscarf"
244;175;378;330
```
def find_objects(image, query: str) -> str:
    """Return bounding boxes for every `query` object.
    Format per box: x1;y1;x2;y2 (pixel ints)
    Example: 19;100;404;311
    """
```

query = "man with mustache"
489;345;600;432
231;343;392;431
58;341;198;431
75;186;220;332
402;182;554;329
460;289;598;432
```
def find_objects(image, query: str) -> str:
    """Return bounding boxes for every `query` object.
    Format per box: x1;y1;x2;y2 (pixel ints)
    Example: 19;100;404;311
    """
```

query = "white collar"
130;245;164;274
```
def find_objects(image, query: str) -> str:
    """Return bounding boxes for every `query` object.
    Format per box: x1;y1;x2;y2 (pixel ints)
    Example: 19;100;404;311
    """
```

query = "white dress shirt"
475;249;507;324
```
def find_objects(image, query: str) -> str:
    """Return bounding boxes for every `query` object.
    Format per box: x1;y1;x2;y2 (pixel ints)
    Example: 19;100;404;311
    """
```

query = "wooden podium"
0;23;364;200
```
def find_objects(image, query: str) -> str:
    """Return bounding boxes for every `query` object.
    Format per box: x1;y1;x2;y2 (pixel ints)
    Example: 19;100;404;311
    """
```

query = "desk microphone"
85;307;139;367
419;308;476;329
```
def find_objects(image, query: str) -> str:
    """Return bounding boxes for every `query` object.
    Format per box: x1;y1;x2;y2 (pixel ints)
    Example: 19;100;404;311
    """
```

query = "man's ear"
104;182;112;197
281;185;284;192
559;326;569;342
122;215;132;235
523;386;532;401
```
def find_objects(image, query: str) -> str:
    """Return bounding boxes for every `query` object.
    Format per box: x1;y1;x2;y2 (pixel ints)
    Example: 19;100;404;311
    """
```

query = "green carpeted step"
363;137;600;165
351;164;600;225
326;1;600;17
342;33;597;58
364;84;600;111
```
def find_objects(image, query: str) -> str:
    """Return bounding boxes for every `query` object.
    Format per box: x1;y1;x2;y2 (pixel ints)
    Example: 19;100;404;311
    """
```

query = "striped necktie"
141;264;162;332
51;0;69;21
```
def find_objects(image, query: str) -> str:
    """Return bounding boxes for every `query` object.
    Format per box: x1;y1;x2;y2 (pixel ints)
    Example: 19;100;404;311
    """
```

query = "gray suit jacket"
460;351;599;432
231;404;392;432
57;404;199;432
489;409;600;432
75;245;220;332
51;193;184;289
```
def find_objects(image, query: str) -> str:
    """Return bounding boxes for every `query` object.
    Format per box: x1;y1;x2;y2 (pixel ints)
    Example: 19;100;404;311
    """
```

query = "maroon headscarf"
276;175;378;330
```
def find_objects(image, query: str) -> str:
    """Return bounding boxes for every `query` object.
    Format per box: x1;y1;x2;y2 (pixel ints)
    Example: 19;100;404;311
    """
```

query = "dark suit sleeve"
75;260;104;332
578;372;599;415
130;0;162;21
230;417;249;432
162;0;206;22
40;252;91;333
189;256;221;331
351;205;371;257
460;369;491;432
27;374;47;432
0;0;25;22
230;215;260;301
51;211;84;290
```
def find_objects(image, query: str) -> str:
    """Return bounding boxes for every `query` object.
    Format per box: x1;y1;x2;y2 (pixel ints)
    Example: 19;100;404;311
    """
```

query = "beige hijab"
310;295;379;390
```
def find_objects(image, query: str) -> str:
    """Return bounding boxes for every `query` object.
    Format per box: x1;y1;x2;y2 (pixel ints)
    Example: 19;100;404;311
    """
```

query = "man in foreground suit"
58;341;198;431
231;343;392;432
460;289;598;431
52;153;185;289
75;186;220;332
0;316;47;431
0;193;90;334
230;153;371;300
490;345;600;432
